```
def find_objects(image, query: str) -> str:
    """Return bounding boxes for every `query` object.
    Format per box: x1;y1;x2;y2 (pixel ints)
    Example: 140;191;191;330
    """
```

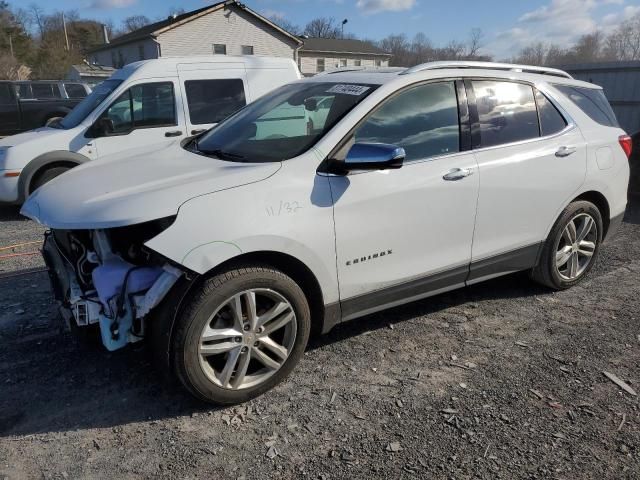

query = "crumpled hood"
21;143;281;229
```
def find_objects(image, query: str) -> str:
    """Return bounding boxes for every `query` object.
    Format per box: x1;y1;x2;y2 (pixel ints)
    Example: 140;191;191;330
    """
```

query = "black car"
0;80;91;137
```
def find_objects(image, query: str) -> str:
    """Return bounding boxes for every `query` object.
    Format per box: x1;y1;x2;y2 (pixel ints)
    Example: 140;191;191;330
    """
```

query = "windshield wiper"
198;148;245;161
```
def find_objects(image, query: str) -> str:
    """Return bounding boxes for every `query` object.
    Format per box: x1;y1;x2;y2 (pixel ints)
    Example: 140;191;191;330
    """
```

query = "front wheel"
30;166;70;194
531;200;603;290
171;266;311;405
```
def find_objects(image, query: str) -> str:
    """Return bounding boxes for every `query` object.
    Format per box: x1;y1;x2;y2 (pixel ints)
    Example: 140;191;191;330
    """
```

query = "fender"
18;150;90;203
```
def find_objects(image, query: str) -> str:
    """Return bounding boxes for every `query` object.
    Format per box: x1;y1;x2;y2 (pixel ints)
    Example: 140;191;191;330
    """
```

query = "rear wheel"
30;166;70;194
171;266;311;404
531;200;603;290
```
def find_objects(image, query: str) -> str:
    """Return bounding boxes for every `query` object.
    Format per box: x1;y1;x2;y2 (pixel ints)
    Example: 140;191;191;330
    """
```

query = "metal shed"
559;61;640;135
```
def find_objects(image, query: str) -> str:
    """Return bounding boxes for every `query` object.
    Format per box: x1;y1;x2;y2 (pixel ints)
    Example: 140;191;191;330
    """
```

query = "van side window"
535;90;567;136
102;82;176;134
354;81;460;162
184;79;246;125
472;80;539;148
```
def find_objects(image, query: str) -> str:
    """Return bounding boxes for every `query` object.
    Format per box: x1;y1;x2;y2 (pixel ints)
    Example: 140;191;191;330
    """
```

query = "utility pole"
341;19;348;39
8;34;13;58
62;12;70;51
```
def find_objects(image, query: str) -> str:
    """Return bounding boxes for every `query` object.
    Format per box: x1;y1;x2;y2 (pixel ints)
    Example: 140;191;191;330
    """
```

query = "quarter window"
184;79;246;125
554;85;619;127
64;83;88;99
535;90;567;136
354;81;460;162
472;80;539;148
101;82;176;134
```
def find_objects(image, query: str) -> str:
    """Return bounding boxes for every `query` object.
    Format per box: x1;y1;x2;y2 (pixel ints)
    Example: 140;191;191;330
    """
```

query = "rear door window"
554;85;619;127
472;80;539;148
535;90;567;136
31;83;61;99
184;79;246;125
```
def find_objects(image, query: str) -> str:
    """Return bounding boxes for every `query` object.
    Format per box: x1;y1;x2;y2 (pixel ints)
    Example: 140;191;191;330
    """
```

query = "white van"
0;56;300;204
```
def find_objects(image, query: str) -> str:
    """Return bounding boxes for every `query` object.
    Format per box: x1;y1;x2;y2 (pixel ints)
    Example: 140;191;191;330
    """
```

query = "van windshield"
191;81;378;162
58;79;123;129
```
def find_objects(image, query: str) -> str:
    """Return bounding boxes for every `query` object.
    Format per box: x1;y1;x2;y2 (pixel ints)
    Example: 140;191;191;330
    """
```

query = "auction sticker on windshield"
326;84;371;96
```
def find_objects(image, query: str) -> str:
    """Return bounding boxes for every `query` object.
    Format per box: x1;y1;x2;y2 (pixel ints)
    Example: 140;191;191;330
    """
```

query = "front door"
93;79;186;158
329;81;480;319
177;64;248;136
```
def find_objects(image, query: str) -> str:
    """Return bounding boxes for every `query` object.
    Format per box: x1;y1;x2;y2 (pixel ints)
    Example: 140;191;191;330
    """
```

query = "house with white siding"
298;38;392;77
88;0;302;68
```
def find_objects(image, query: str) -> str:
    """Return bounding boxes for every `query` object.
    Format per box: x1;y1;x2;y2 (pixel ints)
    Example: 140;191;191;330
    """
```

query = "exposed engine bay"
42;217;184;351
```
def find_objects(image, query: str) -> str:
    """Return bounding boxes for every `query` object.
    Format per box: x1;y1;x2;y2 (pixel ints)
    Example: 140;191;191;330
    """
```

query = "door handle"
556;146;577;157
191;129;206;135
165;130;183;137
443;167;474;181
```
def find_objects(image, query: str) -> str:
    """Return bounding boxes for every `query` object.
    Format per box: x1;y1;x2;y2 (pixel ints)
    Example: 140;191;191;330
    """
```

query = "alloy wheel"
555;213;598;281
198;289;297;390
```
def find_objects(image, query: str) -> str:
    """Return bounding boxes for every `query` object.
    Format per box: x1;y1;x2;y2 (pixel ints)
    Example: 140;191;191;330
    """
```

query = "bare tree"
28;3;45;40
304;17;341;38
604;13;640;60
268;14;301;36
467;28;483;57
122;15;151;33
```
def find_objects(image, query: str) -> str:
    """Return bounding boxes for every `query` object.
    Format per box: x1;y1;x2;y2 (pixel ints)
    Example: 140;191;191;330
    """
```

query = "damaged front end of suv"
42;217;189;351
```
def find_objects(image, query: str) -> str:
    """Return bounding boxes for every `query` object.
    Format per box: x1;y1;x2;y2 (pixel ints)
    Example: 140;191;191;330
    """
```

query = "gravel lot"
0;199;639;480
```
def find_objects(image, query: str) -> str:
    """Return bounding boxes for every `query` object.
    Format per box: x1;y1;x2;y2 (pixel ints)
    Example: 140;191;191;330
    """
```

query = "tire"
30;166;70;193
531;200;603;290
171;266;311;405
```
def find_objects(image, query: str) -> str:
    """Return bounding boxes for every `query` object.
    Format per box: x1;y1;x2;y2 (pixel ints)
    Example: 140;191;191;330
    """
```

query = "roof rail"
401;61;573;79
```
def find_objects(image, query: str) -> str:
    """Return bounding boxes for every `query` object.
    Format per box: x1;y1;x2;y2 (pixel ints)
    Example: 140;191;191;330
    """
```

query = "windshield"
192;82;378;162
58;79;123;129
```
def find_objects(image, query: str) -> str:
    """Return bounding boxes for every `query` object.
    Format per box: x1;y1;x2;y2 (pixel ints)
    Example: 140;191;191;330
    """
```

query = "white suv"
22;62;630;404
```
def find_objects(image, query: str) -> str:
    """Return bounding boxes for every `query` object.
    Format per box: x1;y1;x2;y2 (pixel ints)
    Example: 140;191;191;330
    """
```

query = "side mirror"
338;143;405;173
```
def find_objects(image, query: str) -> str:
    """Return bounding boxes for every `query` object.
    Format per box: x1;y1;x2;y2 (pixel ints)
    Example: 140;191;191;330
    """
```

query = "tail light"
619;134;632;159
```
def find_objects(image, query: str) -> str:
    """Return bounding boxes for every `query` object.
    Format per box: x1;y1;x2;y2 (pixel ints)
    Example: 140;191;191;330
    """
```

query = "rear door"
178;63;248;136
468;79;587;282
0;83;19;134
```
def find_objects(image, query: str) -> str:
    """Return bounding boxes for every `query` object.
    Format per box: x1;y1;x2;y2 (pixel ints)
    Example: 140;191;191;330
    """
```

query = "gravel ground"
0;199;639;480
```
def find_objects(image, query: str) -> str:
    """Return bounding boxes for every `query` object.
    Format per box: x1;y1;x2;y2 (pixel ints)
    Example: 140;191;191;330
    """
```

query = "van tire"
30;166;70;194
531;200;603;290
171;266;311;405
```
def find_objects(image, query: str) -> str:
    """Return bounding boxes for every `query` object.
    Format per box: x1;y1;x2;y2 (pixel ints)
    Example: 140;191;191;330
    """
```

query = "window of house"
340;59;347;67
213;44;227;55
554;84;619;127
31;83;61;99
100;82;176;134
64;83;88;99
317;58;325;73
375;60;382;67
241;45;254;55
472;80;540;148
354;81;460;162
138;45;145;60
184;79;246;125
354;59;362;67
535;90;567;136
